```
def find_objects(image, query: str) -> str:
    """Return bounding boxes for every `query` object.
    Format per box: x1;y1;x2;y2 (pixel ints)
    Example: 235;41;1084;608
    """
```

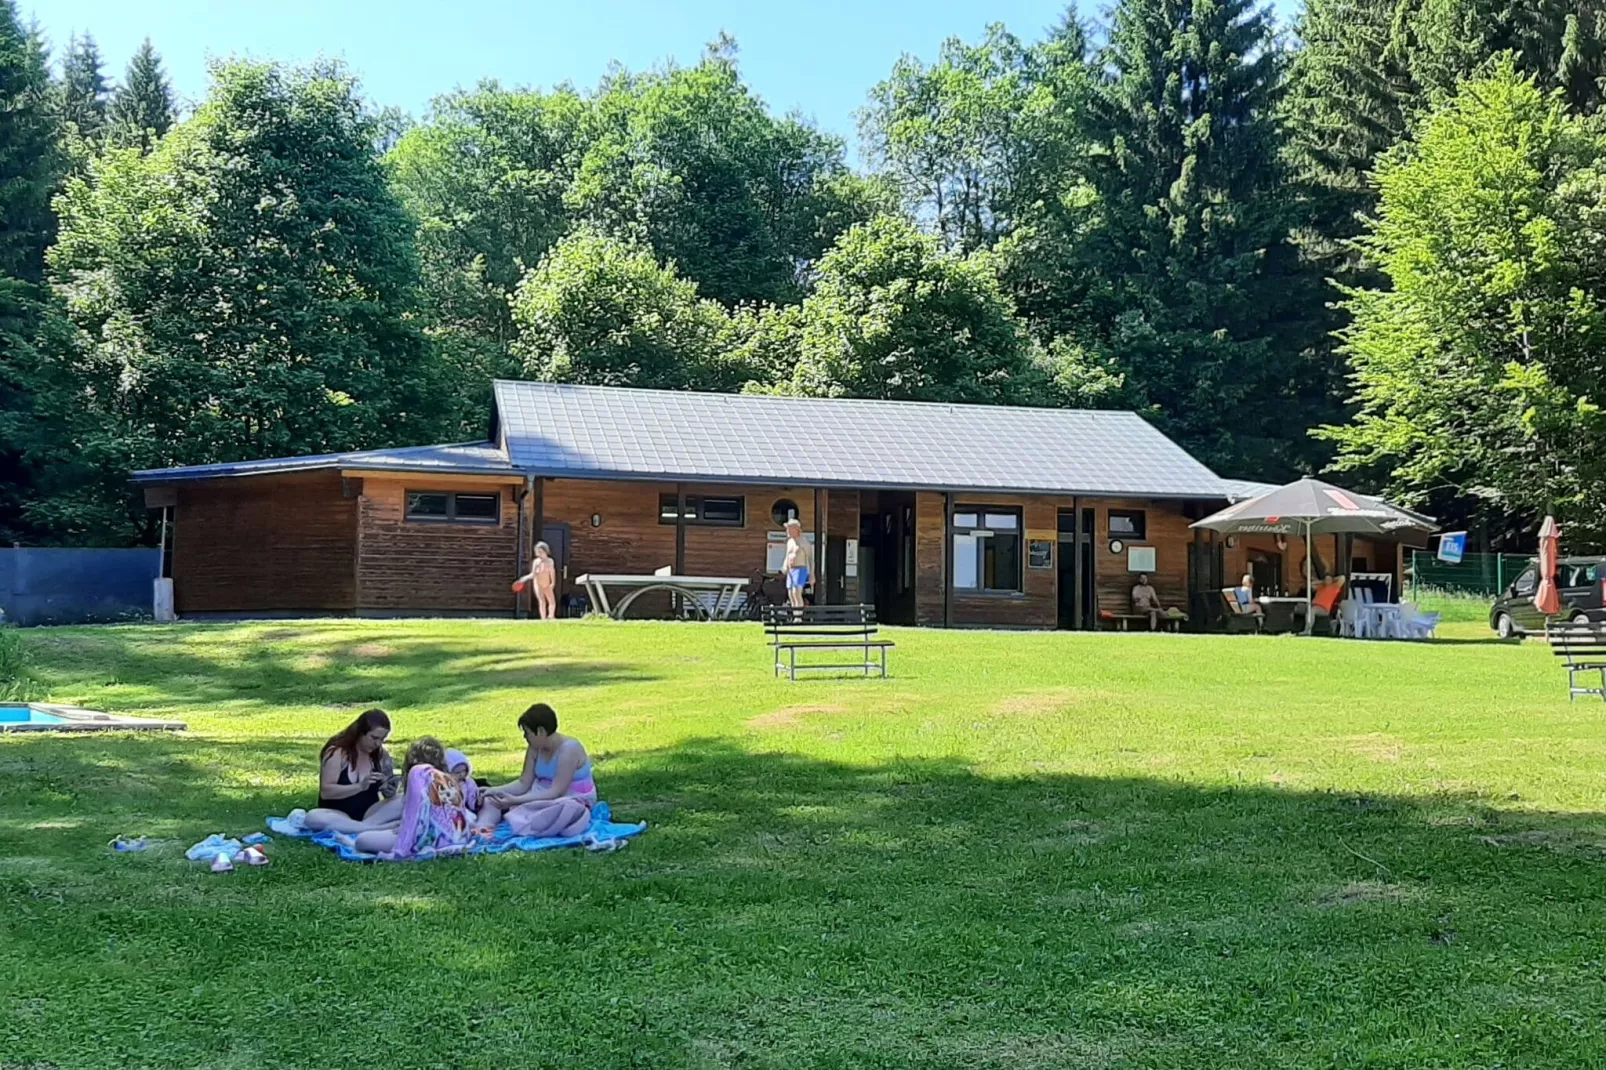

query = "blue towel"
265;802;646;863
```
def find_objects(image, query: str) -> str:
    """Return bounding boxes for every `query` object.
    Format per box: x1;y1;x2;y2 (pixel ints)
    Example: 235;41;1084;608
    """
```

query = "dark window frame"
404;490;502;525
951;505;1024;594
658;494;746;528
1108;508;1147;541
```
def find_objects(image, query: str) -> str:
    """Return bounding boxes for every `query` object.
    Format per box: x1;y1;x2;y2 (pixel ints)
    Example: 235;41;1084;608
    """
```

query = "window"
952;507;1022;593
658;494;745;527
1512;567;1537;597
405;491;501;524
1108;509;1146;540
1567;563;1598;588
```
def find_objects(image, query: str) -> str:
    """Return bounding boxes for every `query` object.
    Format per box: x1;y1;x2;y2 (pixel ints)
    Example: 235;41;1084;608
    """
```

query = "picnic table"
575;573;749;621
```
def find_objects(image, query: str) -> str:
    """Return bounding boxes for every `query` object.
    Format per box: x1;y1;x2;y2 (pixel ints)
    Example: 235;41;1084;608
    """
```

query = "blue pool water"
0;705;63;724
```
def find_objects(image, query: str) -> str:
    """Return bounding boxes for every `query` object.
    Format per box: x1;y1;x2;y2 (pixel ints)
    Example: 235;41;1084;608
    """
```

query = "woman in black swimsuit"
304;709;401;833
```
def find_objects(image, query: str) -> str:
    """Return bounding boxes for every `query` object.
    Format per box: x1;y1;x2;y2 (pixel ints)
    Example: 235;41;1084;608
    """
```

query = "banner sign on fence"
1436;531;1467;565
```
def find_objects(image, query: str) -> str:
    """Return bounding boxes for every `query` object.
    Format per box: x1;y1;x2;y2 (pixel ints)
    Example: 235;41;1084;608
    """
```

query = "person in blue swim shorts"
783;517;813;608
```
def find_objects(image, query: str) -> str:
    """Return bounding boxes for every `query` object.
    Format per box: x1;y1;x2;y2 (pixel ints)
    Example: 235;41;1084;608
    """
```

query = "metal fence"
0;547;159;626
1409;551;1532;596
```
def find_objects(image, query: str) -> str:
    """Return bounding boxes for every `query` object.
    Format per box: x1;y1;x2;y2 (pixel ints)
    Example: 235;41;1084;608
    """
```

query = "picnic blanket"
266;802;646;863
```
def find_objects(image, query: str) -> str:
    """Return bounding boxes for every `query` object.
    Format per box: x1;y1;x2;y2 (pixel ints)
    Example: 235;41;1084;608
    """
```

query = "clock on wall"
1109;539;1124;555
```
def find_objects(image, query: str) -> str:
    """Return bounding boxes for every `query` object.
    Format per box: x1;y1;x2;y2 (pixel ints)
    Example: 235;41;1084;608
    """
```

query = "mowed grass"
3;616;1605;1069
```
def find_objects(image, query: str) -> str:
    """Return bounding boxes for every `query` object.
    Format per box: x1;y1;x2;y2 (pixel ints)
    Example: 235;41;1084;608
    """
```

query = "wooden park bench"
1547;621;1606;701
763;604;893;680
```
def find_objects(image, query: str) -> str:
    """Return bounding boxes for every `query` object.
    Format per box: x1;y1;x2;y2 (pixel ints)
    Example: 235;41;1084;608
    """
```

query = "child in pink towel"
344;738;475;858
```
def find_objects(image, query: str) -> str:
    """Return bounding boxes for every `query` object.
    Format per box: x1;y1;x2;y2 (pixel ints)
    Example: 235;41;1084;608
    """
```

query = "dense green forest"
4;0;1606;547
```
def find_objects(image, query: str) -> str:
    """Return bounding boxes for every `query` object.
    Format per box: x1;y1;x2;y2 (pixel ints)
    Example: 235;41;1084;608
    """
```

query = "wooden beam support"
813;487;825;605
675;483;687;577
1071;497;1082;631
943;491;954;628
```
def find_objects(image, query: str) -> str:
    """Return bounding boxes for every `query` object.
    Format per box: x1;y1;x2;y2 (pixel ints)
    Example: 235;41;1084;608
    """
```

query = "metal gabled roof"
492;381;1231;499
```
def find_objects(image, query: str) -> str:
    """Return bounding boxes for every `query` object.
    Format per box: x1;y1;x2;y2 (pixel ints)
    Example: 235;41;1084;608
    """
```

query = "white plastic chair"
1337;599;1361;639
1398;602;1440;640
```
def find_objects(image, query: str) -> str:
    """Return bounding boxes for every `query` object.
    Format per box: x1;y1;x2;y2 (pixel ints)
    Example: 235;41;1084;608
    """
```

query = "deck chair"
1219;588;1262;633
1297;578;1346;635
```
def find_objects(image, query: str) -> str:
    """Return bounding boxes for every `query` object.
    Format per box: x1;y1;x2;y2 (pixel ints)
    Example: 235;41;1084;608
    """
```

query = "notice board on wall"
1028;540;1053;569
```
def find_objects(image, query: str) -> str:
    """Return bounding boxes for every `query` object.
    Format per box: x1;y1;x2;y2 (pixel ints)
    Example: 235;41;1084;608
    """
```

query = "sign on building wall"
845;538;858;578
766;531;816;573
1127;546;1156;572
1028;540;1053;569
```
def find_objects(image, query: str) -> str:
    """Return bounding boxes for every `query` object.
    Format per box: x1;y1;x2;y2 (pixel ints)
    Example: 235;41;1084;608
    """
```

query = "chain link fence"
1408;551;1532;596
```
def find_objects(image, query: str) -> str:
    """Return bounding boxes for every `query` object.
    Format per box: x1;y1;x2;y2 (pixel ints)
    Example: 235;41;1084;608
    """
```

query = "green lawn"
3;616;1604;1068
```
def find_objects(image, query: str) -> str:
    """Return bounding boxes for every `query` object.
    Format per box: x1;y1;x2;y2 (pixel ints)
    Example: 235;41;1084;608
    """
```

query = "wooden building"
132;382;1409;628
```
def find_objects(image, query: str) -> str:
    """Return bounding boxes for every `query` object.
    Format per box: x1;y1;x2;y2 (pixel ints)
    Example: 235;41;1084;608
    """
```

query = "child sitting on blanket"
474;702;595;840
339;738;476;858
443;747;486;813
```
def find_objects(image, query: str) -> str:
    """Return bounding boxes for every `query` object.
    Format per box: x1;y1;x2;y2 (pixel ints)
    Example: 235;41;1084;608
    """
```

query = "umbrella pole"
1305;520;1314;636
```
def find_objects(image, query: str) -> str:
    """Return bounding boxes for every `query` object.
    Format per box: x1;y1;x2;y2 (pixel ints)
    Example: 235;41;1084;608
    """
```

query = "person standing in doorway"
516;541;559;620
783;518;813;608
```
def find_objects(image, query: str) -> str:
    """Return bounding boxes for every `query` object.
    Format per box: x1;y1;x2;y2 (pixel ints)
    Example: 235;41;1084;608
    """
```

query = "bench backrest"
1547;623;1606;660
764;603;877;637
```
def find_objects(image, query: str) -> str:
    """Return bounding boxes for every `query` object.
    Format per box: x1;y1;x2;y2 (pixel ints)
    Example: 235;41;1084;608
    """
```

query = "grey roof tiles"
493;381;1229;498
137;382;1234;499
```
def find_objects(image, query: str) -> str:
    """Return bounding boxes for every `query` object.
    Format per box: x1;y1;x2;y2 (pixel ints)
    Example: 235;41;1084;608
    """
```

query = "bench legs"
1568;664;1606;701
772;641;890;680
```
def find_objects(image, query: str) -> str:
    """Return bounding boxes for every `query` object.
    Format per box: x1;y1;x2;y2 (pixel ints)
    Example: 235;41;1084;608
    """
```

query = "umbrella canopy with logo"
1535;516;1562;618
1191;477;1439;633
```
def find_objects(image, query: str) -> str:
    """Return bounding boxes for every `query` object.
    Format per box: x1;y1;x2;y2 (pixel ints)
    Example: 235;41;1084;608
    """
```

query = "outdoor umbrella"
1191;477;1439;634
1535;516;1562;619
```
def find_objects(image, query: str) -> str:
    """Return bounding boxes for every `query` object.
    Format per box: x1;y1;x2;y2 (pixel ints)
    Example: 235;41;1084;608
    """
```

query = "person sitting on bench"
1130;574;1178;630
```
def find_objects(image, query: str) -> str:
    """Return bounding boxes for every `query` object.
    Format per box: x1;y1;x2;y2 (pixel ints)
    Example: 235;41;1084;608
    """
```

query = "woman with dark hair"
338;737;477;858
474;702;595;839
304;709;401;833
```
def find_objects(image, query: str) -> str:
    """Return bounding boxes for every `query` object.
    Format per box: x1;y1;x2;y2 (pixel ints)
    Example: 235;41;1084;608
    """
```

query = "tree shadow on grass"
3;735;1606;1067
25;626;655;712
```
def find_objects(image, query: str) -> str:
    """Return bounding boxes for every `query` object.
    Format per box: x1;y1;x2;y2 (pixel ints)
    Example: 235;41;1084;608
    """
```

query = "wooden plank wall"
355;476;523;613
541;480;820;608
1090;497;1192;615
173;472;357;613
914;492;947;625
827;489;860;604
915;491;1196;628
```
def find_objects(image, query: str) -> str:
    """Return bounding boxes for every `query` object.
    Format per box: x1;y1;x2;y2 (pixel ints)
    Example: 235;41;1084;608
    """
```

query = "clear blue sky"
30;0;1300;150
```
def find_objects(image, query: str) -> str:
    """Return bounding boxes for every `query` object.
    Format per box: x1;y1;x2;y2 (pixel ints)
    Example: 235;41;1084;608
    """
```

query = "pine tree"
1064;0;1333;478
108;38;175;151
0;0;67;542
1287;0;1606;281
0;0;60;280
57;33;109;141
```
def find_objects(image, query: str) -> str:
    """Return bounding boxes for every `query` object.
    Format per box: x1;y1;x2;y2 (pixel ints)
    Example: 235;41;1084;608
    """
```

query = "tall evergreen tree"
108;38;176;151
1287;0;1606;282
0;0;66;543
57;32;109;141
1058;0;1332;478
0;0;59;281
